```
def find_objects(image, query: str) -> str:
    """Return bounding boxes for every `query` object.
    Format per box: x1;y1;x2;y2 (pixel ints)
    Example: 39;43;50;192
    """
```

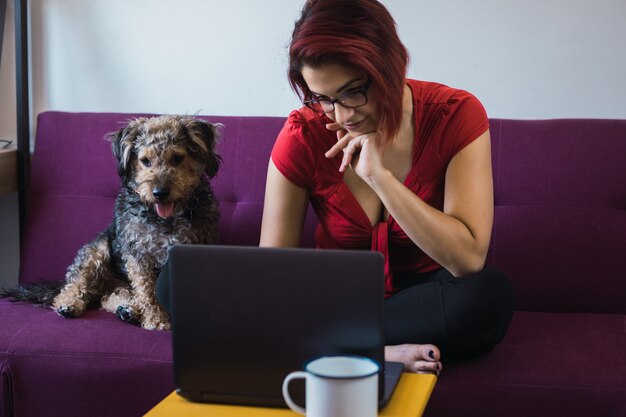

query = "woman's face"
301;63;379;136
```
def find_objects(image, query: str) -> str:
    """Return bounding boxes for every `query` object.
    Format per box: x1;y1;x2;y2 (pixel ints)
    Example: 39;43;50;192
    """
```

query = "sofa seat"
2;302;624;417
429;311;626;416
0;299;173;417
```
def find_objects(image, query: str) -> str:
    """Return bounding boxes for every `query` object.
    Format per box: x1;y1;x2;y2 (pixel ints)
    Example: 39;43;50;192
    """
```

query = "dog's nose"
152;188;170;201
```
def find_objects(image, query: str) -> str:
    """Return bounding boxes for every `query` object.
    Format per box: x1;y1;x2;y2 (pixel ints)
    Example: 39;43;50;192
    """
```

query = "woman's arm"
327;127;493;277
369;130;494;277
259;159;310;247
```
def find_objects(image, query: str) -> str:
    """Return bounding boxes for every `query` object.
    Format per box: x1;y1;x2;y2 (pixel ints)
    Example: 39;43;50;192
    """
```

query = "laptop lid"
168;245;401;408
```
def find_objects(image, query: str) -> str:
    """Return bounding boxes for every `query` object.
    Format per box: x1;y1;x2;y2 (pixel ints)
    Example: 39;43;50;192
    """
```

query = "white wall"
1;0;625;285
29;0;304;117
26;0;626;119
395;0;626;119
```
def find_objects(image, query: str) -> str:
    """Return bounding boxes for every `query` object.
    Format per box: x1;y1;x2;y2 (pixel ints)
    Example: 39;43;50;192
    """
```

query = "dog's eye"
140;157;151;167
171;154;184;166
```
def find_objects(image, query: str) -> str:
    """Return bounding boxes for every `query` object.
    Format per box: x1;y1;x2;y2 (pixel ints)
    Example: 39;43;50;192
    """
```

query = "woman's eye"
343;88;363;97
140;157;151;167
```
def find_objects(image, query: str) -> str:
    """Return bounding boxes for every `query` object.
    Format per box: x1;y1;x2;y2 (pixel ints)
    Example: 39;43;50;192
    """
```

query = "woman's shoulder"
272;107;334;188
406;79;481;106
285;106;329;129
407;78;487;126
279;107;335;149
407;79;488;161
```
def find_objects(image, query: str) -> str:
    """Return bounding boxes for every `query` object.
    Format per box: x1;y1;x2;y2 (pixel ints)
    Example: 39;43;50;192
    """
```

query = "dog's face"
110;115;222;219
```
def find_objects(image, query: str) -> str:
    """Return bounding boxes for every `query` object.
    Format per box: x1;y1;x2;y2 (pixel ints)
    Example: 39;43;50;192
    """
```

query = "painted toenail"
429;350;435;359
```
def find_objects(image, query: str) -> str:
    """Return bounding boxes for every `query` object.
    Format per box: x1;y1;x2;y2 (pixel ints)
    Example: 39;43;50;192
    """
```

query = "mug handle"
282;371;307;415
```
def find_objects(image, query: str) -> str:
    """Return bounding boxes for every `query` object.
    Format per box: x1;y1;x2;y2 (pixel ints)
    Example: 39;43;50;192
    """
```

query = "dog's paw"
140;312;171;331
56;306;77;318
53;295;87;317
116;305;140;325
141;320;171;331
143;321;171;331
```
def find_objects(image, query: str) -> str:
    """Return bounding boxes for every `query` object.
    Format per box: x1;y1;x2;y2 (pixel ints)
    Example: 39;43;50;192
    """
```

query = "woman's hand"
323;122;385;183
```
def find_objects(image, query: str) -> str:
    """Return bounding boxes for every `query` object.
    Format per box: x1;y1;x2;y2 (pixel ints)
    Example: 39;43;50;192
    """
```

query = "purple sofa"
0;111;624;417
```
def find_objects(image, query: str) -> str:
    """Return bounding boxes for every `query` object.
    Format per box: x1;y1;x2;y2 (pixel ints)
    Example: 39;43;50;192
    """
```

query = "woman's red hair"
288;0;409;143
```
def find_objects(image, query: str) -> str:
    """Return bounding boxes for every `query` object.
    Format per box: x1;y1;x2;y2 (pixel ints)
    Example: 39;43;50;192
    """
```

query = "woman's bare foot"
385;344;442;374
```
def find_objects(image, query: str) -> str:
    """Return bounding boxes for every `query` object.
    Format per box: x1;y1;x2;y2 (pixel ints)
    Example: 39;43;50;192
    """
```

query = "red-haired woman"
260;0;514;374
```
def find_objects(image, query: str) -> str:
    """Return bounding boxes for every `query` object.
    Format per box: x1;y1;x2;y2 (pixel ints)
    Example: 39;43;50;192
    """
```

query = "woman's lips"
343;118;366;131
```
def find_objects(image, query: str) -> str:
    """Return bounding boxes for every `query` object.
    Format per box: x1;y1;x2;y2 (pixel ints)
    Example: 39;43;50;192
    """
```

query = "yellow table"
144;373;436;417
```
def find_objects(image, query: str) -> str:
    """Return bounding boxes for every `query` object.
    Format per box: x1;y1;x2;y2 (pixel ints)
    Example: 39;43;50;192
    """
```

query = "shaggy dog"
0;115;221;330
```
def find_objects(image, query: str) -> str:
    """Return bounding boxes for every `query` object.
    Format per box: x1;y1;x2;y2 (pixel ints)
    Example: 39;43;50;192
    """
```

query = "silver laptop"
167;245;403;408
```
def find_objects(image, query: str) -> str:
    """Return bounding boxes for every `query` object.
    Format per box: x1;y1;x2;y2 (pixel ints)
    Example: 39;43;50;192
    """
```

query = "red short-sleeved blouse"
271;79;489;296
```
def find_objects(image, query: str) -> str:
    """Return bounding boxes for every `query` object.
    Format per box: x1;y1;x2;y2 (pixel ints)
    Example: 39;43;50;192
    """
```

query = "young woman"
260;0;515;373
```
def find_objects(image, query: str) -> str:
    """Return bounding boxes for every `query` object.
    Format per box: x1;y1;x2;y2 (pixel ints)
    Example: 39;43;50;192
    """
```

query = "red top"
271;79;489;296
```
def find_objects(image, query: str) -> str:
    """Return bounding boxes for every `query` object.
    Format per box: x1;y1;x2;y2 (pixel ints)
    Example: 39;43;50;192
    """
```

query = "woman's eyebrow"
309;77;364;97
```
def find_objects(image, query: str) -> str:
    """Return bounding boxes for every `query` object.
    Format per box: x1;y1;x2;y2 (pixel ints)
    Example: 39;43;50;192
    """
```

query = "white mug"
282;355;380;417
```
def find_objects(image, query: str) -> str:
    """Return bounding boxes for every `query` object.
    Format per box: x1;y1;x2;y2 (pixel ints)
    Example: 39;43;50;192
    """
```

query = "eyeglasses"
303;80;371;114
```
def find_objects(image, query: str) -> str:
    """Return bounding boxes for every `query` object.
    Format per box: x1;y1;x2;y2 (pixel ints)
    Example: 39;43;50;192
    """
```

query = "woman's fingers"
324;129;352;158
339;136;362;172
325;122;342;133
324;125;380;175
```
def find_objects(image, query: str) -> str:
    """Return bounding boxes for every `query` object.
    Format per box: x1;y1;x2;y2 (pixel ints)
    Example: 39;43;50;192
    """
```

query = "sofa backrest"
19;112;625;314
19;112;317;287
487;119;626;314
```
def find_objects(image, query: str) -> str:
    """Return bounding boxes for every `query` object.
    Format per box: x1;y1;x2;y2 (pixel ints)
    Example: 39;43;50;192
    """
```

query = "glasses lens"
305;99;334;113
318;100;335;113
339;92;367;108
304;83;369;113
304;100;321;113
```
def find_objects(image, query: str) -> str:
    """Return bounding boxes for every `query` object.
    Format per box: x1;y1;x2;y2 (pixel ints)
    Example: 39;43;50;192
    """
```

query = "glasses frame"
303;79;372;114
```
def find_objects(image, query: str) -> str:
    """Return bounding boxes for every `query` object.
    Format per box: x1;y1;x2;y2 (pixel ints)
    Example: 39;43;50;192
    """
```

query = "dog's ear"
184;119;223;179
108;120;142;182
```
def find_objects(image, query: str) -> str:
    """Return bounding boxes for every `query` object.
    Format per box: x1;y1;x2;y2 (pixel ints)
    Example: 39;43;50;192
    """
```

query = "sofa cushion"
0;298;173;417
427;311;626;417
24;114;626;315
19;112;317;285
207;116;318;248
488;119;626;314
20;112;143;284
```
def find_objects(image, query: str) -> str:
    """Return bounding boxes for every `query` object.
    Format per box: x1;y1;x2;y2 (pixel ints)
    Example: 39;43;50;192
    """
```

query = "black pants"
157;266;514;360
386;267;515;359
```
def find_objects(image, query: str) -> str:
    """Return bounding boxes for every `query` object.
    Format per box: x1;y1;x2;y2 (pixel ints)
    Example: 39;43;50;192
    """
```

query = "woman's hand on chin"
324;122;385;182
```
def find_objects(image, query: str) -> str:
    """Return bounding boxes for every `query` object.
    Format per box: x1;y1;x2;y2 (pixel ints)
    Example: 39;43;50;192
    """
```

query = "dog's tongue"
155;203;175;218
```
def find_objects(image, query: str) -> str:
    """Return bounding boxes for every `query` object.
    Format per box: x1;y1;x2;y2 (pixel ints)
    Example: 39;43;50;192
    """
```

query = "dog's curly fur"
0;115;221;330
